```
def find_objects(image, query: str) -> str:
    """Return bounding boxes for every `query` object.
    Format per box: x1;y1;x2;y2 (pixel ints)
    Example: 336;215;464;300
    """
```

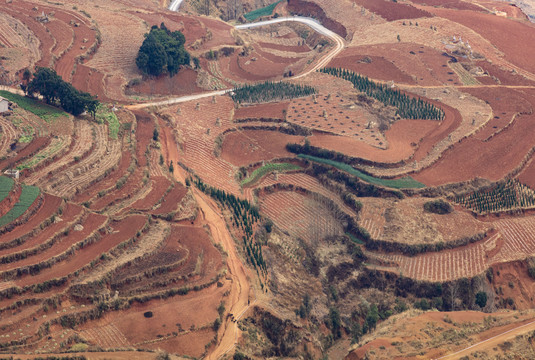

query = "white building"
0;97;9;113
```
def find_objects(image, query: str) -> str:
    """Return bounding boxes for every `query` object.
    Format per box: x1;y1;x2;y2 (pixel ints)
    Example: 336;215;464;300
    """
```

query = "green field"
0;184;40;227
0;176;15;203
241;162;301;186
298;154;426;189
0;90;68;122
95;105;120;139
244;0;284;21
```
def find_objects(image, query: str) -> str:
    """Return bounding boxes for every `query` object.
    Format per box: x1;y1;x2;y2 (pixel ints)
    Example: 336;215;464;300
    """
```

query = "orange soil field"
409;0;484;11
0;212;106;273
414;88;535;185
151;183;188;215
327;52;416;84
221;129;301;167
129;176;172;211
352;0;433;21
15;214;146;287
0;194;62;244
431;8;535;75
0;203;82;257
234;101;290;120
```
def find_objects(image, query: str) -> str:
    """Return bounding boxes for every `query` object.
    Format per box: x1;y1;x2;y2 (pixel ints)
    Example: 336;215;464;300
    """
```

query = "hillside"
1;0;535;359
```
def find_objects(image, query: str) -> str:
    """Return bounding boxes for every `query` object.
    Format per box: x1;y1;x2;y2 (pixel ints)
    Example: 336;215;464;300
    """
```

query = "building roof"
0;96;8;102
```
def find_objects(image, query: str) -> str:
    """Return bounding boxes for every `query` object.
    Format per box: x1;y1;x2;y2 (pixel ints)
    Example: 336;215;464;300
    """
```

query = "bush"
424;199;454;214
475;292;487;308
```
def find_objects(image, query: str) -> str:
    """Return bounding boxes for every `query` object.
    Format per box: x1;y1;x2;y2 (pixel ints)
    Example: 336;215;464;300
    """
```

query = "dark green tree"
475;291;487;308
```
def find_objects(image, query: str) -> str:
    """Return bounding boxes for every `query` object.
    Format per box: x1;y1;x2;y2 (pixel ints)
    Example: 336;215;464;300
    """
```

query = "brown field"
352;0;433;21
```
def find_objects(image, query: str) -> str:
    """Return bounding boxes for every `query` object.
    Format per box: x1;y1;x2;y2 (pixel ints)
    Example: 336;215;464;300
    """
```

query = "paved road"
168;0;184;11
126;16;345;109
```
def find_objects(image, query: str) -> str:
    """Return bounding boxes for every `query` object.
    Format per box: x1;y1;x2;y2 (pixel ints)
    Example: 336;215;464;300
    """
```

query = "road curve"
168;0;184;12
126;16;345;109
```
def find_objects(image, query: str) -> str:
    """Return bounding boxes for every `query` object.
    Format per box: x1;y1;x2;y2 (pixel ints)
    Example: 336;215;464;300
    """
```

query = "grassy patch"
244;0;284;21
0;176;15;203
298;154;425;189
0;185;40;227
95;105;120;139
241;162;301;186
0;90;67;122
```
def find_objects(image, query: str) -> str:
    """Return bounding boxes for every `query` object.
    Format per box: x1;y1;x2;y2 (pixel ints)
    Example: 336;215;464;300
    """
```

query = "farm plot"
0;117;21;158
150;183;188;216
259;190;344;242
369;241;488;282
80;323;130;349
24;121;94;185
44;124;122;198
221;129;302;168
0;177;15;204
16;135;70;171
15;214;146;288
0;185;40;228
414;89;535;186
351;0;433;21
241;163;302;187
234;101;289;120
491;216;535;263
129;177;172;212
0;212;106;274
0;194;62;245
454;179;535;214
286;94;387;148
0;203;82;258
359;198;389;240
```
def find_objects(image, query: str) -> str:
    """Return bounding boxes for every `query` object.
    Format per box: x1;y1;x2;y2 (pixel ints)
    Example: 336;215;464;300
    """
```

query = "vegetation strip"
244;0;284;21
231;81;316;104
0;176;15;203
0;90;67;123
241;162;301;186
95;105;120;139
319;67;444;120
0;185;40;227
298;154;426;189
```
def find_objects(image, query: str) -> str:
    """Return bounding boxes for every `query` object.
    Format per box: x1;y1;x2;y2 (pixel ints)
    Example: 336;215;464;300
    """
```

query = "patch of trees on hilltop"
320;67;445;120
25;67;98;117
136;23;190;77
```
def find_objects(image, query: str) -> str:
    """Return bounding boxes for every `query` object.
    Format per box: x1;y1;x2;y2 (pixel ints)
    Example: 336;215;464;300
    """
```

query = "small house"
0;97;9;113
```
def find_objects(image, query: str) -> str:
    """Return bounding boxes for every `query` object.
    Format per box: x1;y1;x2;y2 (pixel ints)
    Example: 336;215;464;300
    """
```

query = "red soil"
234;102;289;120
2;6;54;68
410;0;483;11
199;17;235;49
134;111;155;167
352;0;433;21
73;150;132;203
151;183;188;215
258;41;311;53
71;65;108;101
16;214;146;287
518;160;535;189
227;52;287;81
128;68;202;97
476;61;535;86
46;19;73;58
0;212;106;272
221;129;302;167
0;194;62;244
129;176;171;211
0;137;50;171
0;203;82;257
432;8;535;75
286;0;348;38
414;88;535;185
328;52;416;84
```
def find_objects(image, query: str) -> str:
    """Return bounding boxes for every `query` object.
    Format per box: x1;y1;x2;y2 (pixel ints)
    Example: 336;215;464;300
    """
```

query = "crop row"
0;185;40;228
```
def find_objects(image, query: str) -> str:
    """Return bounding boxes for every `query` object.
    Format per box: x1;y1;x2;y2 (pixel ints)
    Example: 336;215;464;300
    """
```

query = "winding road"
126;15;345;109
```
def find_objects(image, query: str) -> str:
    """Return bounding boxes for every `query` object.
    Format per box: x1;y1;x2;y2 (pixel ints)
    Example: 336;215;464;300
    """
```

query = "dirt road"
435;318;535;359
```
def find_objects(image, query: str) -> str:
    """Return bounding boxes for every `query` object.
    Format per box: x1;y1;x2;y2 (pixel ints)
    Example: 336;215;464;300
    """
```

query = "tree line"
24;67;99;117
230;81;317;104
319;67;445;120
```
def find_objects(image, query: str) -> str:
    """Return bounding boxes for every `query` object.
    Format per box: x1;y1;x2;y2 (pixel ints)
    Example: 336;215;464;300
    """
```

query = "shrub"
423;199;454;214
